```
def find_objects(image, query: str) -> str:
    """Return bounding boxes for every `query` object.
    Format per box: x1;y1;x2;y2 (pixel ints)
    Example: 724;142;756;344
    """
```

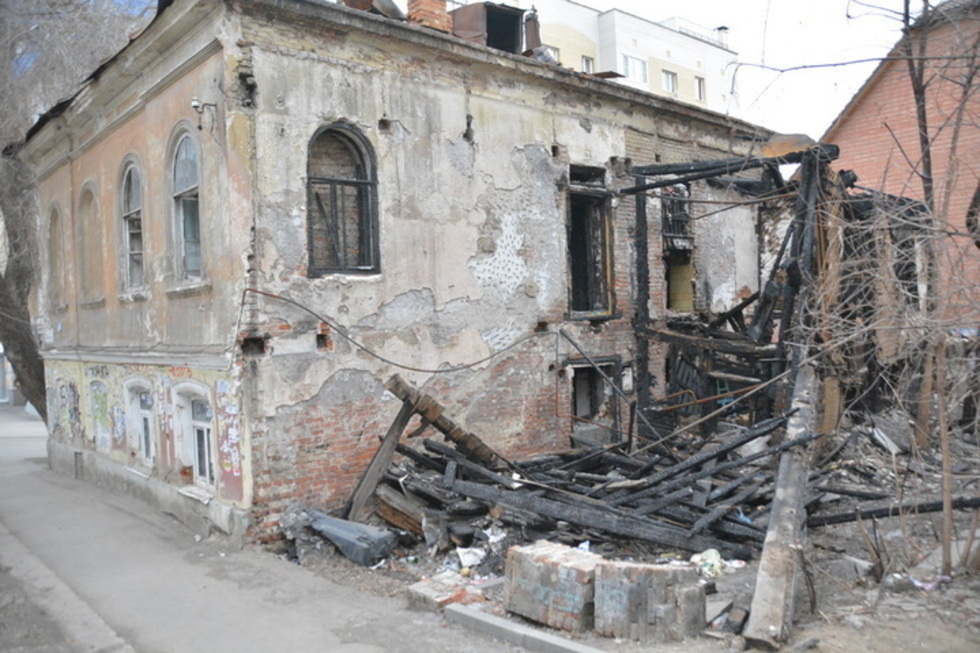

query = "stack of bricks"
594;560;705;643
407;0;452;33
504;541;706;643
504;540;603;632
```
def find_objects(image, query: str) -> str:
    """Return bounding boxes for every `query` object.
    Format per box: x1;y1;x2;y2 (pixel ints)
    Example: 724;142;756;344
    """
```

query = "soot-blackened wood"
807;496;980;527
395;443;446;473
451;479;755;559
608;414;791;505
688;480;765;537
345;399;416;522
385;374;511;471
422;439;521;489
624;431;823;508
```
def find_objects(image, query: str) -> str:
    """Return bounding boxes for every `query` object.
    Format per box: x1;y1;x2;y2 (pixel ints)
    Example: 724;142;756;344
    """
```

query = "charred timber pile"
343;374;828;564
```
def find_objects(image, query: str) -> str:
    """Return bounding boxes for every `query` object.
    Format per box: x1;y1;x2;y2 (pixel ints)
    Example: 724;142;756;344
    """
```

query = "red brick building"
824;0;980;327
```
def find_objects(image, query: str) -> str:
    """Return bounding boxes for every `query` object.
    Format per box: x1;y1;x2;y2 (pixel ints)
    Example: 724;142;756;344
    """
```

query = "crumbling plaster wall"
227;3;765;533
691;182;760;313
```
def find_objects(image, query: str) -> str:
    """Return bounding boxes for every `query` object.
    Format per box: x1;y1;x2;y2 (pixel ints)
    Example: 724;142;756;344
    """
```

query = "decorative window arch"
174;382;215;487
120;160;146;289
48;203;65;309
170;131;202;279
307;124;379;276
77;185;103;302
123;378;154;463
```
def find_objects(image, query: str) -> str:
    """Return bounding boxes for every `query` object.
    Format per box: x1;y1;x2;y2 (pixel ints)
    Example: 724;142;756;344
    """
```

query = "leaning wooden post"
744;364;818;649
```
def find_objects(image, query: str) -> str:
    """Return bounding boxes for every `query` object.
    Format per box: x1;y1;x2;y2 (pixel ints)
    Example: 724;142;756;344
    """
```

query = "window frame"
662;69;679;94
119;160;146;290
581;55;595;74
695;75;706;101
566;168;614;318
174;383;216;488
124;379;155;464
170;131;203;281
306;123;380;277
622;54;648;84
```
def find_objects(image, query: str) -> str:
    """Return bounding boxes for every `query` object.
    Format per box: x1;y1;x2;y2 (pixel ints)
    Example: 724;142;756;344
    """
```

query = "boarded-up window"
307;126;378;275
78;188;103;302
666;250;695;312
49;206;64;309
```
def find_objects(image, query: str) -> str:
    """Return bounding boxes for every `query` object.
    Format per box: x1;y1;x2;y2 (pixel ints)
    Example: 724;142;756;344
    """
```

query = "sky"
575;0;911;138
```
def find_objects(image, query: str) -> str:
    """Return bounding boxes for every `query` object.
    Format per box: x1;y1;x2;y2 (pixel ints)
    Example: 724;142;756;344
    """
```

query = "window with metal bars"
307;125;378;276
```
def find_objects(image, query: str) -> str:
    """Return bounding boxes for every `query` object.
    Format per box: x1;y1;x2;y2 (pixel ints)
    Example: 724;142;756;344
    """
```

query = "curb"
0;518;134;653
444;603;605;653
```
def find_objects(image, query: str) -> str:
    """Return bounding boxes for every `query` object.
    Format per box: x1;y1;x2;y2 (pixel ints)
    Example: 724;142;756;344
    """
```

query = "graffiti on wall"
215;379;244;502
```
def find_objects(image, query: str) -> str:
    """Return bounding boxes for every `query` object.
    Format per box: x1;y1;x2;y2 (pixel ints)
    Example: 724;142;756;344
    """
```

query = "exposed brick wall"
826;15;980;326
408;0;452;33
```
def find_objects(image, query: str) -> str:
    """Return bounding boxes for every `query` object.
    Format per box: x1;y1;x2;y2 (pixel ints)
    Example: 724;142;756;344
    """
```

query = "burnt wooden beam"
630;146;839;177
385;374;511;471
375;484;426;537
688;480;765;537
642;326;779;357
628;430;823;509
607;413;790;505
451;478;755;560
708;291;760;329
344;399;416;522
807;496;980;527
744;365;818;649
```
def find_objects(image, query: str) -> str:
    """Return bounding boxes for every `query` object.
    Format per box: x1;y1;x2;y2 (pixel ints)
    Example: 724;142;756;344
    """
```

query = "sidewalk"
0;405;517;652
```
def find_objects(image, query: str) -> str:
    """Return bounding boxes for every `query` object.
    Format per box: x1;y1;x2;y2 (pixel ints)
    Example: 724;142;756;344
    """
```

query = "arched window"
48;205;64;309
307;125;378;275
77;187;103;302
121;163;145;288
172;134;202;279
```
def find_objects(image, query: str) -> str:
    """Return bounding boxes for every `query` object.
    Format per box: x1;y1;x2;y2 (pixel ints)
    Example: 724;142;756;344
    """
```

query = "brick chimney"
408;0;452;33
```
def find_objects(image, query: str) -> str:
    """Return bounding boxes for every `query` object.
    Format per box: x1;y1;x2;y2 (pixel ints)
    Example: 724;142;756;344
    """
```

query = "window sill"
166;281;211;298
566;311;621;323
178;484;213;504
79;297;106;310
119;290;149;304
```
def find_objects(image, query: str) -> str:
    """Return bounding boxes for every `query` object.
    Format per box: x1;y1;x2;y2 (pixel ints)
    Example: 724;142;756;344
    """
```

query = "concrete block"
504;541;603;632
407;571;487;612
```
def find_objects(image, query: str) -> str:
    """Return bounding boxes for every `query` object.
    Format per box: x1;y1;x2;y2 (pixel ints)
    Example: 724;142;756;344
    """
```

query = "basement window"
570;362;619;444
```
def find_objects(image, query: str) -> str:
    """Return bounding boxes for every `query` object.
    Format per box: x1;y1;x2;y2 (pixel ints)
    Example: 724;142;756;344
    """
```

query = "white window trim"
124;378;154;465
662;69;679;94
174;382;216;488
622;54;648;84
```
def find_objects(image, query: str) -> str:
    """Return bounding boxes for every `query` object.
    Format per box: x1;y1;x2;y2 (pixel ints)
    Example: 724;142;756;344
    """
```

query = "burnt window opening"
568;192;612;315
451;3;524;54
665;250;695;312
661;184;692;246
570;362;620;444
307;125;379;276
569;165;605;186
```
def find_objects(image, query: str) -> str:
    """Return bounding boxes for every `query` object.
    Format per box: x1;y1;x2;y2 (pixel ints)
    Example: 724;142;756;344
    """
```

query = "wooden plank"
385;374;511;471
744;365;818;649
451;478;755;560
345;399;416;522
375;484;426;536
642;326;779;356
807;496;980;527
